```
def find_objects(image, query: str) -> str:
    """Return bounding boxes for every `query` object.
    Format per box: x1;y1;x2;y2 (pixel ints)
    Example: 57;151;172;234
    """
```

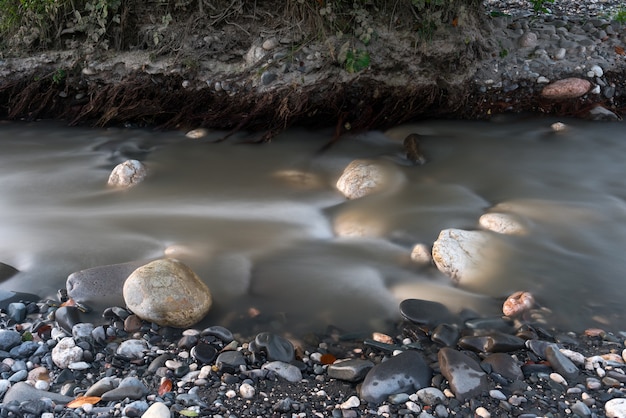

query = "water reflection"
0;118;625;334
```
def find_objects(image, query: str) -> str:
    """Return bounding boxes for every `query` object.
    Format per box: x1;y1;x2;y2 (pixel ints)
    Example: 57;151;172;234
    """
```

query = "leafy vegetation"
613;6;626;24
529;0;555;14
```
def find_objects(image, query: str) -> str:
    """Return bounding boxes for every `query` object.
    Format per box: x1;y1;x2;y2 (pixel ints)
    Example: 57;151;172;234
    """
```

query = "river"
1;117;625;335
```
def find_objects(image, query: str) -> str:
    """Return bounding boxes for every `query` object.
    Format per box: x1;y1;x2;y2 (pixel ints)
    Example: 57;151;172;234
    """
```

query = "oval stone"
123;259;212;328
541;78;591;99
107;159;147;188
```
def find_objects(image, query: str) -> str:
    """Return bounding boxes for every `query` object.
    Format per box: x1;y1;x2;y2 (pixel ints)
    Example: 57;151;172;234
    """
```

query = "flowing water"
1;117;625;335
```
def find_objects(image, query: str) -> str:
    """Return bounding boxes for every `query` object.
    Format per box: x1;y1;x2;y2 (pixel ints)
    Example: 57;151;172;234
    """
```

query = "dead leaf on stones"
158;378;173;396
67;396;101;408
615;46;625;56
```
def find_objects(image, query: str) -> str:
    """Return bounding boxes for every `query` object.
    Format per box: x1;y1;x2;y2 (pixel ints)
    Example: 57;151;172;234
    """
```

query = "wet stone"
463;332;525;353
0;263;19;282
438;347;489;401
262;361;302;383
191;341;217;364
431;323;460;347
201;325;234;343
216;350;246;373
482;353;524;381
327;359;374;382
360;350;432;404
54;306;81;334
253;332;295;363
545;344;579;381
399;299;455;327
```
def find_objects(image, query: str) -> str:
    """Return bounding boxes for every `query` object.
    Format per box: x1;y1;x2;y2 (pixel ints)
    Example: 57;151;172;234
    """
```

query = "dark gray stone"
0;262;18;281
360;350;432;404
459;332;525;353
216;350;246;373
2;381;73;404
191;341;217;364
399;299;454;327
54;306;81;334
0;290;39;311
545;344;579;380
482;353;524;381
201;325;234;343
0;330;22;351
327;359;374;382
438;347;489;401
431;323;460;347
66;260;150;305
254;332;294;363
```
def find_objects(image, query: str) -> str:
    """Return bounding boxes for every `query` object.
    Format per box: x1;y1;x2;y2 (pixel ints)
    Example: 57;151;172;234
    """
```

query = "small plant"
52;68;66;84
530;0;555;14
344;48;370;73
614;6;626;24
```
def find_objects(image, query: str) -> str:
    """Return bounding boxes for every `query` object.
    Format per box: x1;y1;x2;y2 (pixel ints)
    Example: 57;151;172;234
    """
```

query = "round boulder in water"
123;259;212;328
107;159;147;188
336;159;404;199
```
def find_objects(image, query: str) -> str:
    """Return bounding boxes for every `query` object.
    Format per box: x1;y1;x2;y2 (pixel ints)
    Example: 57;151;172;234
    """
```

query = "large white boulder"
336;159;404;199
123;259;212;328
107;159;147;188
432;229;495;285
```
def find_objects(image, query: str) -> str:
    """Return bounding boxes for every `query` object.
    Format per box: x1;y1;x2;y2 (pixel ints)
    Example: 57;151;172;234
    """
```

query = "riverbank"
0;1;624;139
2;293;626;417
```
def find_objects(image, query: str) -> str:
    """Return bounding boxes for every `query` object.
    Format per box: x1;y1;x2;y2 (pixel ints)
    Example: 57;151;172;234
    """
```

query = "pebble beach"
2;1;626;418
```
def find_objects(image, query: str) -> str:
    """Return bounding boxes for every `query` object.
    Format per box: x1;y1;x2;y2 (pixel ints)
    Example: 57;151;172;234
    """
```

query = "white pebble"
239;383;255;399
225;389;237;399
561;349;585;365
165;360;183;370
586;377;602;390
475;406;491;418
405;401;421;413
590;64;603;77
590;85;601;94
605;398;626;418
185;128;208;139
34;380;50;390
550;373;567;385
339;395;361;409
537;76;550;83
596;367;606;378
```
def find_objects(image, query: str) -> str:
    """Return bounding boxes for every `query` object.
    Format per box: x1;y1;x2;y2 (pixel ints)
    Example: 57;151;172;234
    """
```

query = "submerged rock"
123;259;212;328
479;212;528;235
66;260;150;306
107;159;147;188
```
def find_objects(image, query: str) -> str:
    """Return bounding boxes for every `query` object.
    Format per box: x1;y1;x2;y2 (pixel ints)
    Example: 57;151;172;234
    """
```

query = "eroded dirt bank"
1;1;624;138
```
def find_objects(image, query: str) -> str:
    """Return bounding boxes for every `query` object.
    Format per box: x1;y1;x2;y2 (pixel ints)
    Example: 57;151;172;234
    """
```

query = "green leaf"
179;410;199;417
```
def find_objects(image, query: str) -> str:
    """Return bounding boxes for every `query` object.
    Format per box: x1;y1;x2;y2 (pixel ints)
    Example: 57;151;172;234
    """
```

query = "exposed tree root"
1;70;623;137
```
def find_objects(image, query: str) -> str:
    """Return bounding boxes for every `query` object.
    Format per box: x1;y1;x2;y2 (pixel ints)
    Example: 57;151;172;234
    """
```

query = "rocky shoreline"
2;289;626;417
